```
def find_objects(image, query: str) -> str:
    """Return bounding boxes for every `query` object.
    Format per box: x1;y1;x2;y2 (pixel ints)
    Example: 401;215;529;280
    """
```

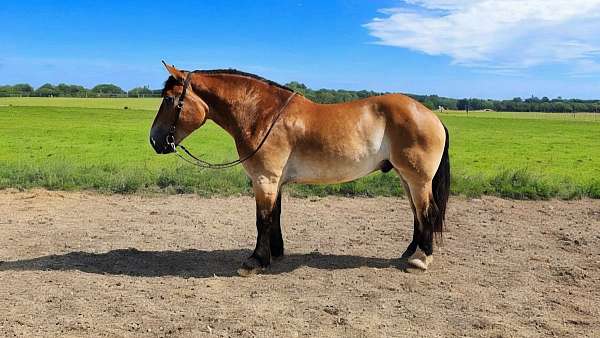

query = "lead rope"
174;92;296;169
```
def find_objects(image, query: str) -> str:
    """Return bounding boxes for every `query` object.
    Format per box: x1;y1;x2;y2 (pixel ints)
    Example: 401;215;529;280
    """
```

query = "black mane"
198;69;295;93
162;69;295;96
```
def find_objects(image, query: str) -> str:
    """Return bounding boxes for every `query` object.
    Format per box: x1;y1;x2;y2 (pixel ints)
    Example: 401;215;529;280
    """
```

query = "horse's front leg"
270;192;284;259
238;177;280;276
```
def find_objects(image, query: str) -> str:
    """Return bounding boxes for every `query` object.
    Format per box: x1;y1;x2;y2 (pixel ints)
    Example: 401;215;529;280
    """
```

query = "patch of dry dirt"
0;189;599;337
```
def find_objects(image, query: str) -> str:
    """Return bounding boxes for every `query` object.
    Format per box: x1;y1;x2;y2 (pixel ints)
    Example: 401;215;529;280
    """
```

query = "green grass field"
2;97;599;199
0;97;162;110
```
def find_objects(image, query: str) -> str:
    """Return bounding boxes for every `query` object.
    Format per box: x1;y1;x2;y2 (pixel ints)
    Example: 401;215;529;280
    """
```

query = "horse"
150;62;450;276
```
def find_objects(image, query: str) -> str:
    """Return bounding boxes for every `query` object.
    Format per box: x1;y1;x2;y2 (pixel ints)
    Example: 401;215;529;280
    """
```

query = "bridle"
165;71;296;169
166;71;194;151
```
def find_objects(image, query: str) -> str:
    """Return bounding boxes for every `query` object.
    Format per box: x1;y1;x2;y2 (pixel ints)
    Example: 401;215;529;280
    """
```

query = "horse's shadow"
0;248;410;278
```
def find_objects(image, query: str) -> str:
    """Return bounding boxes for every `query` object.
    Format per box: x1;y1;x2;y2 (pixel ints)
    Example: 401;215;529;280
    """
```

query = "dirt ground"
0;190;598;337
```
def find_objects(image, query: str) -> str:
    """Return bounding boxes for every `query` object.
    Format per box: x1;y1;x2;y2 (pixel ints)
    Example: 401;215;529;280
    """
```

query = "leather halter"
165;71;296;169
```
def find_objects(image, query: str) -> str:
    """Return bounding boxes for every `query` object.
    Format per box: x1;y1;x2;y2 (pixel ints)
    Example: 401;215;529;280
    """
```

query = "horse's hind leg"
391;146;443;270
397;176;419;259
400;179;440;270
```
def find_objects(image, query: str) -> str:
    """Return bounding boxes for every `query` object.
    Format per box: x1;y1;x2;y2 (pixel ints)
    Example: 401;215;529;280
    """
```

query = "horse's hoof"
237;257;267;277
407;255;433;271
237;267;263;277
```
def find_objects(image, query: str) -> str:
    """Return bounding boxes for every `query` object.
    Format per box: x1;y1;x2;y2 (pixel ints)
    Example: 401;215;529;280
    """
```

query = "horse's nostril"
149;135;163;153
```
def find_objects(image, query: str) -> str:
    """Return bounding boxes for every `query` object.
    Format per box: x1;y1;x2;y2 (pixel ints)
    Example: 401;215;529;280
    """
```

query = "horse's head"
150;62;209;154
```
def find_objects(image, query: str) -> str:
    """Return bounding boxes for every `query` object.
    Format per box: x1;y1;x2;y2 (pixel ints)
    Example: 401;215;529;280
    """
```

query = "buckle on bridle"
166;133;176;151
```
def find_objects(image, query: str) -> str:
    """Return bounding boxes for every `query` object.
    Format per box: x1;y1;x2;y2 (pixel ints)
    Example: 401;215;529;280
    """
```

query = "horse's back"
295;93;444;152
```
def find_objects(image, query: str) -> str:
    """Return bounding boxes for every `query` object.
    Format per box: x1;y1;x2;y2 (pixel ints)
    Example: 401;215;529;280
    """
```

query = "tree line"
2;81;600;112
286;82;600;113
0;83;159;98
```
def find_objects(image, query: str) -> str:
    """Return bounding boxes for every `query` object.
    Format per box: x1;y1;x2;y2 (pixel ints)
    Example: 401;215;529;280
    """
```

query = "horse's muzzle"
149;135;176;154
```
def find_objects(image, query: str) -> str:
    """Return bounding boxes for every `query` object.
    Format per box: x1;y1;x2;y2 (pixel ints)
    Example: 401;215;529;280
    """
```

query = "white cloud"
365;0;600;73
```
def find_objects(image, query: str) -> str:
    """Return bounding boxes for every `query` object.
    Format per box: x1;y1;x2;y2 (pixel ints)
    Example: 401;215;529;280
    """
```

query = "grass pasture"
0;97;162;110
2;97;599;199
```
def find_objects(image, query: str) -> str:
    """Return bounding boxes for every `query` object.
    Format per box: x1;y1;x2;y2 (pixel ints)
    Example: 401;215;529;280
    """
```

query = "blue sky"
1;0;600;99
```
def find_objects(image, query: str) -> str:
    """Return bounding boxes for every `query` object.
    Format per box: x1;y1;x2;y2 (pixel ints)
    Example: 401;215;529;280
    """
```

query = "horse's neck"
201;77;285;148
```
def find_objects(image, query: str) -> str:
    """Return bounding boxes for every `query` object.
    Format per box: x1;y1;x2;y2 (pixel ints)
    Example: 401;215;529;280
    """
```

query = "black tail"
431;124;450;236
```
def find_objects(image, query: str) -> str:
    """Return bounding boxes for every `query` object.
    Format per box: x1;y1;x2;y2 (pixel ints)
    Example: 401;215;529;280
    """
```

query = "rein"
167;72;296;169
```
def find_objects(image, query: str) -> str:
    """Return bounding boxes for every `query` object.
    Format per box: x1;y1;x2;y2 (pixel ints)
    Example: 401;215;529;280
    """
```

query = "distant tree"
0;85;13;96
90;84;124;96
314;90;337;104
35;83;57;97
285;81;308;95
469;98;484;110
129;86;153;97
12;84;34;96
571;102;586;112
553;101;570;113
422;99;435;109
54;83;87;97
481;99;494;110
457;98;469;110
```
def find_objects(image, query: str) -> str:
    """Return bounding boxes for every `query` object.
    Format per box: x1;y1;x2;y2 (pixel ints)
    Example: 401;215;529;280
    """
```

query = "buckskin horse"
150;62;450;276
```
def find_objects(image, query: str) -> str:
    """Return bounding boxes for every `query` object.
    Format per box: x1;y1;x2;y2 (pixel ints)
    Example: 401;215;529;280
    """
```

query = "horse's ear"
162;60;183;80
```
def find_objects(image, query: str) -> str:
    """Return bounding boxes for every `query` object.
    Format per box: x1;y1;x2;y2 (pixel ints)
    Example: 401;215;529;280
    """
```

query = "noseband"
166;71;296;169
